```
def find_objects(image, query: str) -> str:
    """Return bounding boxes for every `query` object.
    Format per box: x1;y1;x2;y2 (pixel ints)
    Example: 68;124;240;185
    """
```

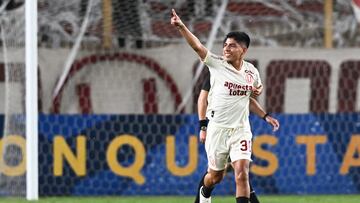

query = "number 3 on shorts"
240;140;252;152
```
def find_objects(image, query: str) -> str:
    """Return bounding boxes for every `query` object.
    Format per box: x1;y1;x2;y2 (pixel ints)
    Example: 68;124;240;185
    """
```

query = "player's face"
222;38;247;63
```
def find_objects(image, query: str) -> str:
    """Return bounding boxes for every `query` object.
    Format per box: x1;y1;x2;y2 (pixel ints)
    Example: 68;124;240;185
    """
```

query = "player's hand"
251;85;263;98
171;9;184;28
199;130;207;144
265;115;280;132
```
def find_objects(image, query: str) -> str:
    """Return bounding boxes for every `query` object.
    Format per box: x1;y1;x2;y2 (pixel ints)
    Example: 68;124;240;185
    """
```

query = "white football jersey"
204;51;262;128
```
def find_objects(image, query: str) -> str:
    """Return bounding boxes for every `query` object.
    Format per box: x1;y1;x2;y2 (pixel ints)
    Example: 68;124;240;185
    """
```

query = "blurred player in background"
171;9;279;203
194;72;279;203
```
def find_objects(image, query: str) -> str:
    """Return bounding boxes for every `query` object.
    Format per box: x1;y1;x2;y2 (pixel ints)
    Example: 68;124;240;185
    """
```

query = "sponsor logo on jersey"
224;81;253;90
224;81;253;96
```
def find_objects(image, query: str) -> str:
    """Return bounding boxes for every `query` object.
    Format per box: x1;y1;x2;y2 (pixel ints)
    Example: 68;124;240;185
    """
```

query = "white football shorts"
205;122;253;171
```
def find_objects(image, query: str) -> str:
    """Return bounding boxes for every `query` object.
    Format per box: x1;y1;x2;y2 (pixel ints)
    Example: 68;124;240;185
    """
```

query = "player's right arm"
171;9;207;60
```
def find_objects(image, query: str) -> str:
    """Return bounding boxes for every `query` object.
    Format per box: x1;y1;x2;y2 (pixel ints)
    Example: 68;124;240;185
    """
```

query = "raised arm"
249;98;280;132
171;9;207;60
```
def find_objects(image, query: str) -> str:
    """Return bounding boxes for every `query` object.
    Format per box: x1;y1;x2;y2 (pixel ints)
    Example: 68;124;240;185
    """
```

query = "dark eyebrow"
224;42;238;46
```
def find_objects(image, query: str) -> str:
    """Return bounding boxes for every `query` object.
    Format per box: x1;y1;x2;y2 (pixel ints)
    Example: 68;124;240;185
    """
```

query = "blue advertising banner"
1;114;360;196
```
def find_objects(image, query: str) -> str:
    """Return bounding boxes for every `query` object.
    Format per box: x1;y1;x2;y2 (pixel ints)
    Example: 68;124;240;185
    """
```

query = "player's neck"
231;59;243;71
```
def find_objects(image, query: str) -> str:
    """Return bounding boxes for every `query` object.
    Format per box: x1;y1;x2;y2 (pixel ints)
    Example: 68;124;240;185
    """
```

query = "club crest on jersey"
245;73;254;84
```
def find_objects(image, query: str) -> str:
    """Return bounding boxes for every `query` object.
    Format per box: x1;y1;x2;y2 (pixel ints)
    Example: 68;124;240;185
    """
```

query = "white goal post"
25;0;38;200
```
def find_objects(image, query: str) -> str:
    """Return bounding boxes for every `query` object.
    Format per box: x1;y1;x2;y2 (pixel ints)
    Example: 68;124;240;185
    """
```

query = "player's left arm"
251;85;263;98
251;67;263;98
249;97;280;131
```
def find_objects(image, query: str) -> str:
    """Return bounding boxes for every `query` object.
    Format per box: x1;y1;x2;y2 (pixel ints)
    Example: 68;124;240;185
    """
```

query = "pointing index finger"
172;9;177;17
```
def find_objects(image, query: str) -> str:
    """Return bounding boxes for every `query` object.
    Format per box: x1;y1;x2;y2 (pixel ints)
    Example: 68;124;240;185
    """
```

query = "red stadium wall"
0;47;359;114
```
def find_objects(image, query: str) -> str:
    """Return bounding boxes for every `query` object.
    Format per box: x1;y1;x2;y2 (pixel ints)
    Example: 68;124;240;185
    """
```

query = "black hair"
223;32;250;48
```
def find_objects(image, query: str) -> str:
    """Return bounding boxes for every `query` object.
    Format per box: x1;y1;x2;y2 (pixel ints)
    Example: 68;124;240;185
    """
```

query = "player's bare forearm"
249;97;266;118
171;9;207;60
178;25;207;59
249;98;280;131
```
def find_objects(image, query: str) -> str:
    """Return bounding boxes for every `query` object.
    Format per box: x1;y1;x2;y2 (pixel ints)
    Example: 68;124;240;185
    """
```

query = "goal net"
0;0;359;198
0;0;26;196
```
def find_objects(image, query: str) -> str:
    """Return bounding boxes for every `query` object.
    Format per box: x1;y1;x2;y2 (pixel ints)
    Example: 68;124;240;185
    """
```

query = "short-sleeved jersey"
203;51;262;128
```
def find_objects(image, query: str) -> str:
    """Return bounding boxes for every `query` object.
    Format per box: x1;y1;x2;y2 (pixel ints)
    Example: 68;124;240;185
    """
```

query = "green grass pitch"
0;195;359;203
